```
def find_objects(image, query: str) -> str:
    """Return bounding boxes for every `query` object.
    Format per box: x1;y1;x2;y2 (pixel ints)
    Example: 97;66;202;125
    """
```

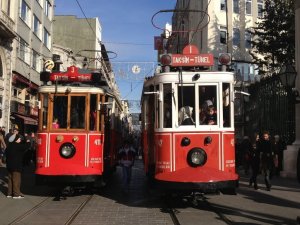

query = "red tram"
35;65;123;185
141;45;239;194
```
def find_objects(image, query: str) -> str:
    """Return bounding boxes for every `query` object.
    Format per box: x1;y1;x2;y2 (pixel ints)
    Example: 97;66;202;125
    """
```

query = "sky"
54;0;177;111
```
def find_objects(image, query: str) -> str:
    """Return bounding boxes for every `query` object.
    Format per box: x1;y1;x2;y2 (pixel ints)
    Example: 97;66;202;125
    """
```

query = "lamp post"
279;64;299;179
278;64;297;90
278;64;300;104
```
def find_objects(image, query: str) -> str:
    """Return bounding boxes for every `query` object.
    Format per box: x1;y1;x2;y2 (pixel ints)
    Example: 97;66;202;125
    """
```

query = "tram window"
155;85;161;128
70;96;86;129
199;86;217;125
163;84;172;128
223;83;231;127
53;96;67;129
90;94;97;131
42;94;48;129
178;86;195;126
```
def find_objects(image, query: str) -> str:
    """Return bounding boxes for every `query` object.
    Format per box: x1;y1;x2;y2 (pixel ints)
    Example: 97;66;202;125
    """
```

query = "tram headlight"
187;148;207;167
204;136;212;145
59;142;76;159
181;137;191;146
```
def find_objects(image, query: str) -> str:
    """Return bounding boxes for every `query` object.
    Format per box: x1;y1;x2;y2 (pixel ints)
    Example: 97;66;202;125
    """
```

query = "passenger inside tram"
178;106;195;125
52;118;59;129
204;105;217;125
199;86;218;125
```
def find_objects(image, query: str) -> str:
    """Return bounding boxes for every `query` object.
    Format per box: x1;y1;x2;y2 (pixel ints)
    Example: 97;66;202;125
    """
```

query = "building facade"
53;15;121;105
0;0;17;131
53;16;102;71
6;0;54;134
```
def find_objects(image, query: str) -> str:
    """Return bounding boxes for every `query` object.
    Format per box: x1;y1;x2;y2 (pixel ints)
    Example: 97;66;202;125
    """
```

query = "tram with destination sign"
35;65;123;186
141;45;239;194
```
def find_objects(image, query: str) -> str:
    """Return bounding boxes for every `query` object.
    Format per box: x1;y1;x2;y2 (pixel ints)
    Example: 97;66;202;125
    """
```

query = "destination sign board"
49;66;92;82
171;54;214;66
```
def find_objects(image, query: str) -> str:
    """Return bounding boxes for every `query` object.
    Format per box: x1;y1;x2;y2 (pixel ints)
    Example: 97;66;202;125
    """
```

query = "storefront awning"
14;114;38;126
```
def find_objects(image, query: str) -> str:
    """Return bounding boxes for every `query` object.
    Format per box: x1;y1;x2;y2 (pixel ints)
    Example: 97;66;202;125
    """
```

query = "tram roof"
38;85;123;110
38;85;107;94
143;71;234;86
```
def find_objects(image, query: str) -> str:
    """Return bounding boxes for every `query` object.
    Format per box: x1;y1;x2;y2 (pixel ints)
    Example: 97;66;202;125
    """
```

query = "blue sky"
54;0;176;109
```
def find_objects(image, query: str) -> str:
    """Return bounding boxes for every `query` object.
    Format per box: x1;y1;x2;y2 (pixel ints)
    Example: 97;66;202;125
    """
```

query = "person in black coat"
249;133;261;190
5;127;29;198
260;131;273;191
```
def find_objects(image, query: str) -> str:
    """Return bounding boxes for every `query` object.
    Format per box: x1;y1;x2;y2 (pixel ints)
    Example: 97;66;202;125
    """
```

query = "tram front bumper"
155;167;238;192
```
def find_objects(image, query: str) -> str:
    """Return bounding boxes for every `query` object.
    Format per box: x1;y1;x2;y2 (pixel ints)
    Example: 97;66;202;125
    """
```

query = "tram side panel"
222;133;236;174
154;133;172;174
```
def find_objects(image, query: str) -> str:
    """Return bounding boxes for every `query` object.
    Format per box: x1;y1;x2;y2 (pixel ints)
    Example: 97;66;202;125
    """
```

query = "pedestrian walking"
241;136;252;175
118;141;136;192
260;131;273;191
5;126;30;198
249;133;260;190
272;135;286;176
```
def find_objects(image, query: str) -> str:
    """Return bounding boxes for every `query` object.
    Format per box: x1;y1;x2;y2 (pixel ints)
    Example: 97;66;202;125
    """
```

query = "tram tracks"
8;194;94;225
8;197;51;225
165;194;235;225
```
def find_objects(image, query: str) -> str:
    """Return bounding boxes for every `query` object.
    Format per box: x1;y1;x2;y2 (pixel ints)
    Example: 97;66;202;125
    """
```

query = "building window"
257;0;263;17
32;50;38;70
245;30;252;49
220;26;227;44
221;0;226;11
7;0;11;16
19;39;26;61
233;28;240;47
44;0;51;19
246;0;252;15
33;15;41;39
233;0;239;14
0;57;3;77
43;28;51;49
20;0;31;26
19;38;30;64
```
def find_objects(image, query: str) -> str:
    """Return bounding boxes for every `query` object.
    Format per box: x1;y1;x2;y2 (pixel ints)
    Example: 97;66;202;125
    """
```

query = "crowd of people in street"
0;125;37;199
236;131;286;191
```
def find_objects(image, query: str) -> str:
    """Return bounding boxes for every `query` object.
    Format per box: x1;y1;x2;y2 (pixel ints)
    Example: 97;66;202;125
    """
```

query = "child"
52;118;59;129
204;105;217;125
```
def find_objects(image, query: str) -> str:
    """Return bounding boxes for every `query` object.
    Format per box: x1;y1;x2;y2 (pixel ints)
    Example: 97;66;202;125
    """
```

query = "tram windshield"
160;83;232;129
38;92;101;131
52;95;86;129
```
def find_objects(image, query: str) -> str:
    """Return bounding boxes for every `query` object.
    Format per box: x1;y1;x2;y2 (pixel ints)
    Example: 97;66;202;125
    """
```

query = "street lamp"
278;64;300;103
278;64;297;88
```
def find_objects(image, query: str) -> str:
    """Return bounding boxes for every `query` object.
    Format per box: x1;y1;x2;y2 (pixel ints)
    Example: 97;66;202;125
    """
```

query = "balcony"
0;10;16;39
